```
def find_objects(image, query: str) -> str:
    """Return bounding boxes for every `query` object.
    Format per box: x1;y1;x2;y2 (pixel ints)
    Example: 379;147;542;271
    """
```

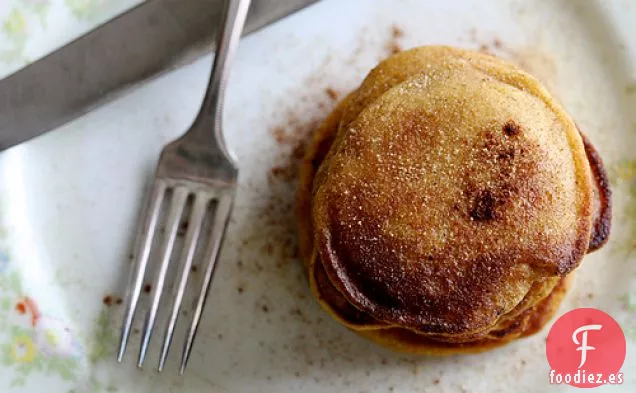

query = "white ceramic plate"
0;0;635;392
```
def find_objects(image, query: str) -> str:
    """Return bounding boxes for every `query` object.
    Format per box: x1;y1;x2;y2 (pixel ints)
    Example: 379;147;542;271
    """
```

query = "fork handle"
193;0;251;158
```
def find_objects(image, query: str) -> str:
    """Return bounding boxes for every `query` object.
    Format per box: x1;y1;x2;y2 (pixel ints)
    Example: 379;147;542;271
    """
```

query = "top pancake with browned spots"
311;47;594;335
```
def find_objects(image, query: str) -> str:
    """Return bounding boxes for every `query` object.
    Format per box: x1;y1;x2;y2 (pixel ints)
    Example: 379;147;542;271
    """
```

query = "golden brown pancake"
579;130;612;251
356;275;572;355
296;46;612;353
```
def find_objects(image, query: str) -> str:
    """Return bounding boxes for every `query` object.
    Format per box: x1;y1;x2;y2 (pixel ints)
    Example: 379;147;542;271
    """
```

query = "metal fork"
117;0;250;374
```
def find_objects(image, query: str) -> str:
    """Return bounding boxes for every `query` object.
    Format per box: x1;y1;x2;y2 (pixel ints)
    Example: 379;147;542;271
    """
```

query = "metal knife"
0;0;320;150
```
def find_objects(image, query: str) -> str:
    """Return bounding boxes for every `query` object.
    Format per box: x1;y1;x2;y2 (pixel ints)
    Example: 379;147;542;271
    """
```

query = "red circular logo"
546;308;626;388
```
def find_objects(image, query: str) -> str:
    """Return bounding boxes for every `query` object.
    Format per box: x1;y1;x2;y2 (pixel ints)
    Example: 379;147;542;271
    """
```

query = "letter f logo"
572;324;602;368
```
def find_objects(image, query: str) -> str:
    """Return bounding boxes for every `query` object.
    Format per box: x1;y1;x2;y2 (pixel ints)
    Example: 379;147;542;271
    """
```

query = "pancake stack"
296;46;611;354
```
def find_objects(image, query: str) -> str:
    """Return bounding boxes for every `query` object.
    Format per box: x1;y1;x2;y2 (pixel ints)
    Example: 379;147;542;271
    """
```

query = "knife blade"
0;0;320;150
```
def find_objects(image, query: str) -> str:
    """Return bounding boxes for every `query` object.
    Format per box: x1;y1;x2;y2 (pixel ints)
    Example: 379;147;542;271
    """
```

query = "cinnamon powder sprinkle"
325;87;339;101
388;42;402;55
391;24;404;39
385;24;405;55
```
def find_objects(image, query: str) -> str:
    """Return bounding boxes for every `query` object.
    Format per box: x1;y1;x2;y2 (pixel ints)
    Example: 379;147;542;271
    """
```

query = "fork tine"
157;193;209;371
179;192;234;375
117;180;167;363
137;187;189;367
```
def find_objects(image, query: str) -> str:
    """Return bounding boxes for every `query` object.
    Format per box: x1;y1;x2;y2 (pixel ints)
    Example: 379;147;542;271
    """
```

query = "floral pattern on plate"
0;216;120;391
0;0;635;392
0;2;149;390
612;159;636;342
0;0;142;77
